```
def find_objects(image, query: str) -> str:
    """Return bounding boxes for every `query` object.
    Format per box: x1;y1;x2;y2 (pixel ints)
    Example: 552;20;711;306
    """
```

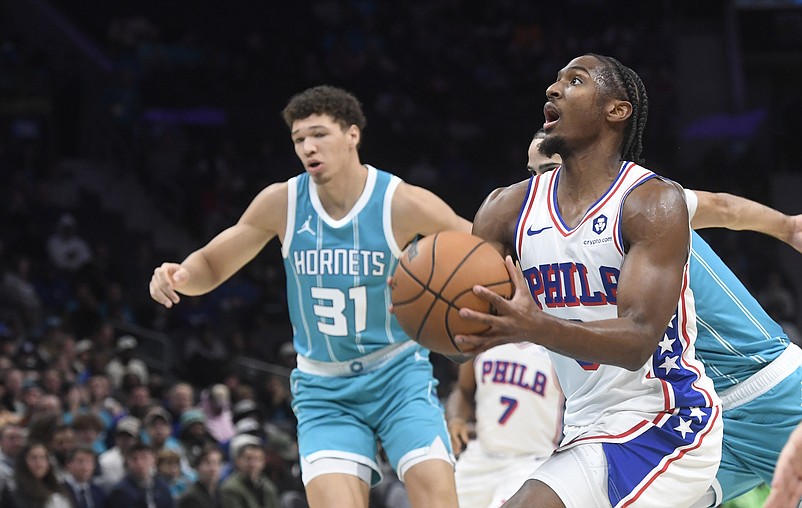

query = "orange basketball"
390;231;513;356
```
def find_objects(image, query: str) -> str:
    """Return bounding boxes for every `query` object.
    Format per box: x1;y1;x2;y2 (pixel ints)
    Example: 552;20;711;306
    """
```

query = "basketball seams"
390;231;512;356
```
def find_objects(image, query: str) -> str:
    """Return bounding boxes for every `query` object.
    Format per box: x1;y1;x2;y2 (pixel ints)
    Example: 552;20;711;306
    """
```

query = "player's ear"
347;124;360;148
607;99;632;125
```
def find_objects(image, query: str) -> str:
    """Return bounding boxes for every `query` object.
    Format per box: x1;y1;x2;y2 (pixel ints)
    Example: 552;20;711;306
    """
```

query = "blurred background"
0;0;800;504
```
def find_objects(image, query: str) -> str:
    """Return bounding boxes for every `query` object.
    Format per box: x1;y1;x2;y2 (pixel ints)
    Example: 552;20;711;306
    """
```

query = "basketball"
390;231;513;356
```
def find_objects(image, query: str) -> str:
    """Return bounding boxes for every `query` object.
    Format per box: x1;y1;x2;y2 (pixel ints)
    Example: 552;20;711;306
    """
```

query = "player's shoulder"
253;180;290;204
242;181;291;225
479;179;530;218
625;176;687;215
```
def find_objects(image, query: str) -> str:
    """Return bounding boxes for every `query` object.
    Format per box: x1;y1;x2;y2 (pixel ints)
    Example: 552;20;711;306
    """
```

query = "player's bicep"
687;190;728;230
617;181;690;340
197;183;285;282
392;183;471;246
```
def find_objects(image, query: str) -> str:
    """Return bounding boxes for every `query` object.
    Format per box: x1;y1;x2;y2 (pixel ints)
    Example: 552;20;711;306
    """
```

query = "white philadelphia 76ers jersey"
474;343;564;456
515;162;719;448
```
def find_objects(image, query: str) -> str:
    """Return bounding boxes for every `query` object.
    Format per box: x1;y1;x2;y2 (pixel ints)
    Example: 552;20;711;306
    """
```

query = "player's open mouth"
543;103;560;130
307;161;322;170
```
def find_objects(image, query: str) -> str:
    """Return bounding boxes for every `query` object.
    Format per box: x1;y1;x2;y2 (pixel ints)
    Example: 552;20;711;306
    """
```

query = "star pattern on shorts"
674;417;694;439
689;407;706;423
658;334;676;355
659;355;680;374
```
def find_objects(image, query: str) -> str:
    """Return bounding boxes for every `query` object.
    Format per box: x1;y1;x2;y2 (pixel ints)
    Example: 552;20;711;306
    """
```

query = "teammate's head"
528;129;561;176
282;85;367;138
540;54;648;164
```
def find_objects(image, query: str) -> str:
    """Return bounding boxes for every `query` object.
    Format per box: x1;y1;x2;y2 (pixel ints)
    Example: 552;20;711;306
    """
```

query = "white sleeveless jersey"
474;343;564;456
514;162;719;448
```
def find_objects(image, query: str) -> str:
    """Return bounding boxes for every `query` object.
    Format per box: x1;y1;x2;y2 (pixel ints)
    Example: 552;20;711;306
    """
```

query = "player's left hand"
454;255;545;354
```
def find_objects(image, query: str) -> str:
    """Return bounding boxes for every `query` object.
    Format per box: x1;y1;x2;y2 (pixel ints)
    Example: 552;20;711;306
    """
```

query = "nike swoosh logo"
527;225;553;236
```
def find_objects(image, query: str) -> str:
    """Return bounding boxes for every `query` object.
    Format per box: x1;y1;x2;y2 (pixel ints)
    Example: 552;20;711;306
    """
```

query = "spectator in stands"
47;424;76;482
260;374;295;437
0;381;18;428
73;341;94;384
38;369;62;398
86;375;122;430
178;444;223;508
199;384;233;445
107;441;174;508
0;424;26;492
165;383;194;436
46;213;92;273
142;407;179;454
156;449;191;500
0;441;72;508
177;409;215;469
219;440;278;508
62;445;107;508
123;385;152;421
105;335;148;390
97;416;140;492
1;369;24;414
14;343;46;375
71;412;107;455
0;255;43;329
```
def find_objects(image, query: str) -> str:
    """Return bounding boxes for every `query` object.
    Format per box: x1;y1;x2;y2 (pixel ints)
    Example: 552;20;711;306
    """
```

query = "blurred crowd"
0;1;800;507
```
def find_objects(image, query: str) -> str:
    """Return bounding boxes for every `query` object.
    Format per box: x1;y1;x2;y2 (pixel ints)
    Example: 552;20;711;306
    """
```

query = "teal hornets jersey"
282;165;411;362
691;232;789;390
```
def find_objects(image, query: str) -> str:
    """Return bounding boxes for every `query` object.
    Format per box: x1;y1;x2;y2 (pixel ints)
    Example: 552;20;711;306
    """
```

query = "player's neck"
315;162;369;220
556;149;622;227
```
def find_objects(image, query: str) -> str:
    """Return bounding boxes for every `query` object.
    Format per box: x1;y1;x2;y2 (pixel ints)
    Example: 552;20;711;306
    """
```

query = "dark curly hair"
281;85;367;134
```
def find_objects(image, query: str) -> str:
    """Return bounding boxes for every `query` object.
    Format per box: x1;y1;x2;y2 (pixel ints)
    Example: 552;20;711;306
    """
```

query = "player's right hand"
149;262;189;308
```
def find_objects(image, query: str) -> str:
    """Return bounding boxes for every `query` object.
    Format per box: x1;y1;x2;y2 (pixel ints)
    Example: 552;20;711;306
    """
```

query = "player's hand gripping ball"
391;231;513;357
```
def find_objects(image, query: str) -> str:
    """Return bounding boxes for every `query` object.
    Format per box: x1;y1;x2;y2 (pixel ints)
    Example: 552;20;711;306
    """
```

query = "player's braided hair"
588;54;649;164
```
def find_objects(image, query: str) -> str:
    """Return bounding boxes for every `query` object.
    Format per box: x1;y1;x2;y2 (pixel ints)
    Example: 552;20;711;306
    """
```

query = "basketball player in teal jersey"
149;85;470;508
523;129;802;506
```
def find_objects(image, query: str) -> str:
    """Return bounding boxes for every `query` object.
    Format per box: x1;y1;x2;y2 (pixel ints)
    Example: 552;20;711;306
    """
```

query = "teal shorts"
717;363;802;502
290;344;452;486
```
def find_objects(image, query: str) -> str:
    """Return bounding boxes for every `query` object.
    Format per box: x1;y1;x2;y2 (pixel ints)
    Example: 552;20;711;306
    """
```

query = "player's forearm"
693;191;794;242
534;314;661;371
445;389;475;423
175;250;225;296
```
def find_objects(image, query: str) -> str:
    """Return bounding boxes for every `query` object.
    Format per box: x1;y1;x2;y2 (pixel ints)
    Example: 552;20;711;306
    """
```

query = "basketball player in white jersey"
447;129;801;508
149;85;470;508
455;54;724;507
529;128;802;507
446;342;564;508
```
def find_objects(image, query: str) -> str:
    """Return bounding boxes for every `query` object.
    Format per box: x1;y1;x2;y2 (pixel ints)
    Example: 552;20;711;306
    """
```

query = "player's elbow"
621;351;652;371
621;338;660;371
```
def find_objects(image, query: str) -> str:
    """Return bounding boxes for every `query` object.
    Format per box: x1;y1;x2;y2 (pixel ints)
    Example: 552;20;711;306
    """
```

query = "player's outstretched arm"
458;180;689;370
445;360;478;456
391;182;471;248
149;182;287;308
689;190;802;254
766;422;802;508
